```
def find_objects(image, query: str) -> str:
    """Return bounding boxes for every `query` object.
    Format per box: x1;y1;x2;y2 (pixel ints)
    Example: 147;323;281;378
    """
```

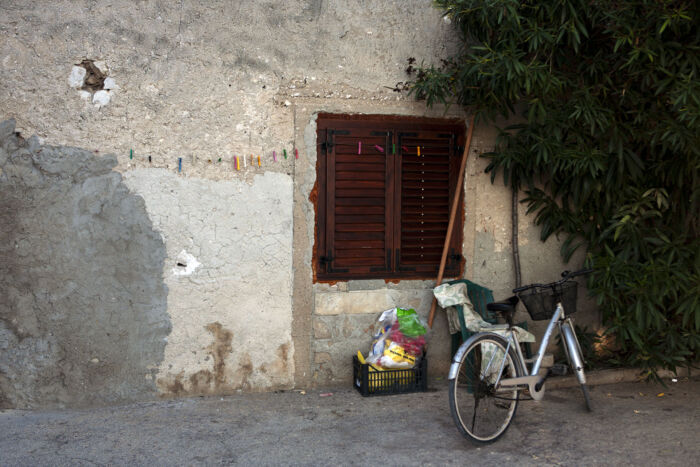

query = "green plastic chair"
446;279;531;358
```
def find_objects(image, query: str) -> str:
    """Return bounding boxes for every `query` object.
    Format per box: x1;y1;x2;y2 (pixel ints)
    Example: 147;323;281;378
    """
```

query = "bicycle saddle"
486;296;519;326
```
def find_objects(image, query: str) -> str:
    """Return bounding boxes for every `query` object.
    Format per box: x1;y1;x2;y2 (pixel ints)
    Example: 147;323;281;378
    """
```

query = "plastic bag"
366;308;427;369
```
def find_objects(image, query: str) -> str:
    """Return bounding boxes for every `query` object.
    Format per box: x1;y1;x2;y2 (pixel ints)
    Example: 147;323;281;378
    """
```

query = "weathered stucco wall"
123;169;295;395
0;120;170;408
0;0;597;407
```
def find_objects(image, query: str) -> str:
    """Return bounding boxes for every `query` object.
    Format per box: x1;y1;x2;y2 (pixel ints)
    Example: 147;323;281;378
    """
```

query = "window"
315;114;465;281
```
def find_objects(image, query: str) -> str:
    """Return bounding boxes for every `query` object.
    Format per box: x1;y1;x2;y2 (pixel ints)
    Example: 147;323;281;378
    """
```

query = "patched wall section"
123;170;295;395
0;120;170;409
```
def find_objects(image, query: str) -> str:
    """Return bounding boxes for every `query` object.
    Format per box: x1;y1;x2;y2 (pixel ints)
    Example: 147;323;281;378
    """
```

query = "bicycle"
447;269;593;444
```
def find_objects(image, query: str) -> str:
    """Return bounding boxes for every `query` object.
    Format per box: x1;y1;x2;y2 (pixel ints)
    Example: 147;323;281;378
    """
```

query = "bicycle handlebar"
512;268;592;294
561;268;593;279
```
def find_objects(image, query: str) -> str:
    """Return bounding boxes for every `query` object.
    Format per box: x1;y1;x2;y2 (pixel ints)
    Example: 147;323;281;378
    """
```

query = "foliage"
555;324;615;371
408;0;700;375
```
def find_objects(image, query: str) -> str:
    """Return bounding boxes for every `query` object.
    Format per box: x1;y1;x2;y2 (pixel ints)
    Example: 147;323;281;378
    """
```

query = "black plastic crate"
353;355;428;396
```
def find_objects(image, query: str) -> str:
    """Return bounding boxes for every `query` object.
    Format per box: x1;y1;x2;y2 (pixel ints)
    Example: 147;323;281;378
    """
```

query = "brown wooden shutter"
316;115;464;281
322;128;393;277
396;130;461;276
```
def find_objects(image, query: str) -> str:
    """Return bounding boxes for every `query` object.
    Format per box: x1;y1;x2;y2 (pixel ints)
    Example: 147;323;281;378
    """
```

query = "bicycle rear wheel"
449;333;524;444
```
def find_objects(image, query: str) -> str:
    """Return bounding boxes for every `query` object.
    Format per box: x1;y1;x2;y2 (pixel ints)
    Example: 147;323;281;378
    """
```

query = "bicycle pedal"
549;364;568;376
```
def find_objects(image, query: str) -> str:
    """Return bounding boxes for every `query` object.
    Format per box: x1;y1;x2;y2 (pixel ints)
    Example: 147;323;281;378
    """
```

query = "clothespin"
178;157;182;172
218;157;222;163
235;156;240;170
273;150;277;162
375;145;384;153
129;149;133;160
295;148;299;159
283;149;287;159
417;146;421;157
243;154;247;168
392;143;395;155
148;155;152;163
358;141;362;155
258;155;261;167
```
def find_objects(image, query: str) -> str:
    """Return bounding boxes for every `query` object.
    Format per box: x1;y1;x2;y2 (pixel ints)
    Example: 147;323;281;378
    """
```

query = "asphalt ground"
1;376;698;466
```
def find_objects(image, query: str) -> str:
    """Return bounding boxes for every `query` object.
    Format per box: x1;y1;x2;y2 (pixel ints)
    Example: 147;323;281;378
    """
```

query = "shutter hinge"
448;248;463;264
323;130;350;152
323;133;333;152
395;249;416;271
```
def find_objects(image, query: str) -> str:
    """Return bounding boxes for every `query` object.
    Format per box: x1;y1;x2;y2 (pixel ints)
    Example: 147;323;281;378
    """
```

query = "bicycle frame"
449;301;570;402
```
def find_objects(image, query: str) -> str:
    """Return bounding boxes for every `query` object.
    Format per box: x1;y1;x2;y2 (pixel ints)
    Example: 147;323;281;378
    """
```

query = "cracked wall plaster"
123;169;295;395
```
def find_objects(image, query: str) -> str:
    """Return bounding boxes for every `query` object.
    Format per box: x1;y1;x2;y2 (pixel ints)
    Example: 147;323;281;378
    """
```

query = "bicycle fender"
447;332;507;380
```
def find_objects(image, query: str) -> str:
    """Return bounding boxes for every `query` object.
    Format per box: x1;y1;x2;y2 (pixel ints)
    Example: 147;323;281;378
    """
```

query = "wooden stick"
427;114;476;328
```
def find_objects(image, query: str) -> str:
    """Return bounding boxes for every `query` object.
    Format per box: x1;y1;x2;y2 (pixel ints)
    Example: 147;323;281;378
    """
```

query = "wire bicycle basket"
518;281;578;321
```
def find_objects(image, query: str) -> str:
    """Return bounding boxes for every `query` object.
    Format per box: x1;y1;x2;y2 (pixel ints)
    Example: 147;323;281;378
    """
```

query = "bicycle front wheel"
449;333;524;444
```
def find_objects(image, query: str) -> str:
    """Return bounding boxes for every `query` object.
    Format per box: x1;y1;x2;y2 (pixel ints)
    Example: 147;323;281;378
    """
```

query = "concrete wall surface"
0;1;598;407
0;120;170;408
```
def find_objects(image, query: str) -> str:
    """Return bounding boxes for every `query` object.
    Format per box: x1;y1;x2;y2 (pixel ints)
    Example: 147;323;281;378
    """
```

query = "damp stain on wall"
157;321;239;396
205;322;234;388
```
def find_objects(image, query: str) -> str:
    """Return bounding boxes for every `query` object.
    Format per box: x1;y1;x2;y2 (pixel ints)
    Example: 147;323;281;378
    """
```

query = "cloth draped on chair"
433;282;535;343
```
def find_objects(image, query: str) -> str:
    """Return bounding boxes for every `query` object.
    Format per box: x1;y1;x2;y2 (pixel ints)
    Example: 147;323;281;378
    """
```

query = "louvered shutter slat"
324;129;392;275
397;131;460;274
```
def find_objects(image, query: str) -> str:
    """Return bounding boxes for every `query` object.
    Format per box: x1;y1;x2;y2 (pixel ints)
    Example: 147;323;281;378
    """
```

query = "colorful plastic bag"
366;308;427;369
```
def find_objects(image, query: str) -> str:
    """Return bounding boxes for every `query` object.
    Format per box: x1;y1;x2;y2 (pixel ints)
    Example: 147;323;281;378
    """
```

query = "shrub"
409;0;699;376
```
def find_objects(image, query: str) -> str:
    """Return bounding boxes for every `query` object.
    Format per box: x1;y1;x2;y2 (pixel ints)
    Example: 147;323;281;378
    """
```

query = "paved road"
1;376;698;466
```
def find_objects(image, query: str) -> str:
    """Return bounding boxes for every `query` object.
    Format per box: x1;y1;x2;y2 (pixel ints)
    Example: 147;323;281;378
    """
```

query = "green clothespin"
283;149;287;159
130;149;133;160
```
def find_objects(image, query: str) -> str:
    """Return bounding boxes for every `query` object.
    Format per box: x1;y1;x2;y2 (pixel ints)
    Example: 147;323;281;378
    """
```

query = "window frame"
314;114;466;281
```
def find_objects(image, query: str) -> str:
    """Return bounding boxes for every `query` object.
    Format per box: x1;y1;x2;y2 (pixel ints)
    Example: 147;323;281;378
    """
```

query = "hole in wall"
78;59;107;91
68;58;116;108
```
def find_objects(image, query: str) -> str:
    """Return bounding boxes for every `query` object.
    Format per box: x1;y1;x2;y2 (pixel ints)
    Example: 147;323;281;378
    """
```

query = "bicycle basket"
518;281;578;321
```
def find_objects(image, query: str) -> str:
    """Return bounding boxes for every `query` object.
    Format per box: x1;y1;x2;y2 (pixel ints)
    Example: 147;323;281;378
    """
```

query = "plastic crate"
353;355;428;396
518;281;578;321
